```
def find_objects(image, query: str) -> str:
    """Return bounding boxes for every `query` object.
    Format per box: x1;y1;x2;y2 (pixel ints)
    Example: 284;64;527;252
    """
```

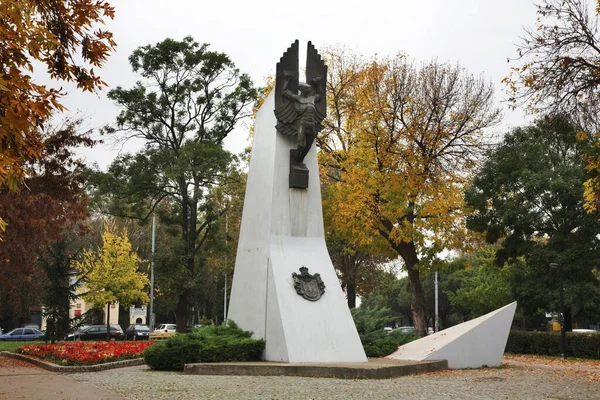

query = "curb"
184;359;448;379
0;351;146;373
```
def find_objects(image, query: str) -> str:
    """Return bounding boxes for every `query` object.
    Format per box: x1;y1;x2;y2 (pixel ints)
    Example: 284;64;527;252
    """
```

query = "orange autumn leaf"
0;0;116;236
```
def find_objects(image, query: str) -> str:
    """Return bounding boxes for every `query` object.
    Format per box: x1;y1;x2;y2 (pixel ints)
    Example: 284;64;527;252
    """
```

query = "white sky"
38;0;540;169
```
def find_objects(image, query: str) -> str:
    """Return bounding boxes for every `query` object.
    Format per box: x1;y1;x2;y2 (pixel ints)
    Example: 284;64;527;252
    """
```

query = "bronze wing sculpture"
305;41;327;131
274;40;300;137
274;40;328;189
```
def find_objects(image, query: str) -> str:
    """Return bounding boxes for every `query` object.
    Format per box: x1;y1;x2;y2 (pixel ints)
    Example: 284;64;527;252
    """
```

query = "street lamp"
549;263;567;360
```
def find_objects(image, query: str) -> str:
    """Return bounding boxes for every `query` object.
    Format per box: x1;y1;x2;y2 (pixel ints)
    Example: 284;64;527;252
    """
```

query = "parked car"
396;326;416;334
383;327;393;335
186;324;203;332
71;325;125;341
149;323;177;341
65;325;90;341
0;328;45;341
572;329;599;334
125;324;150;340
155;323;177;333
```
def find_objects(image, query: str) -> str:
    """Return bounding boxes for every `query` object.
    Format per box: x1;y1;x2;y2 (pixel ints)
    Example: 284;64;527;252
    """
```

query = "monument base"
289;149;309;189
263;235;366;363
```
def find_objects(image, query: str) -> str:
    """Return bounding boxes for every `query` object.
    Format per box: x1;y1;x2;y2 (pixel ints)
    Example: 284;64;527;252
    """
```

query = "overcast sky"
40;0;541;169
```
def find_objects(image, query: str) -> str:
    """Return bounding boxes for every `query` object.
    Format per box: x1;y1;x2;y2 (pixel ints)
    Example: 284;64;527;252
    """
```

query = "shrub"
506;330;600;359
143;321;265;370
144;335;201;371
351;305;418;357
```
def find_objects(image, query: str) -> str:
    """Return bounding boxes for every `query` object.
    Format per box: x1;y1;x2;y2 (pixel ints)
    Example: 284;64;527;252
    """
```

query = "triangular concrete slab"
388;302;517;368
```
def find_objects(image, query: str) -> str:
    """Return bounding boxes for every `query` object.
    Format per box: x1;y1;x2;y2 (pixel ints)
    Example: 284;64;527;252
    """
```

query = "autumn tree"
319;50;501;336
506;0;600;212
316;48;395;308
88;37;256;332
466;117;600;330
0;118;93;329
0;1;115;234
74;221;149;340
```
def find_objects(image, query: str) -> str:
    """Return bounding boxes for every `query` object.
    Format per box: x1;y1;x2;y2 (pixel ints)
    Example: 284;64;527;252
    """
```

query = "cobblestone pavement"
68;357;600;400
2;355;600;400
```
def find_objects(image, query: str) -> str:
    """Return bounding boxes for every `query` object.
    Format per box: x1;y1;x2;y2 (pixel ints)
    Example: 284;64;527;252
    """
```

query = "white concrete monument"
388;302;517;369
227;40;367;363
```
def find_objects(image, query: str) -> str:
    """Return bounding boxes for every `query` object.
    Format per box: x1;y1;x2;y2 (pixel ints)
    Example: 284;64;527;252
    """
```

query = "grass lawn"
0;341;46;352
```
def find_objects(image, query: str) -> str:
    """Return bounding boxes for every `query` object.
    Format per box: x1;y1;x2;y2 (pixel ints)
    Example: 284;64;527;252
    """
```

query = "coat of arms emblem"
292;266;325;301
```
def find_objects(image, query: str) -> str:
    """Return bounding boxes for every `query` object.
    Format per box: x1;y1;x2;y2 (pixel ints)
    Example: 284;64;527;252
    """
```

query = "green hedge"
360;330;417;357
143;321;265;371
506;330;600;359
350;305;418;357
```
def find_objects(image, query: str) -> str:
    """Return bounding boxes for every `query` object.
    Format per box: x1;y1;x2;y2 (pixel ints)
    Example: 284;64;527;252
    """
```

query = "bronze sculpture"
274;40;327;189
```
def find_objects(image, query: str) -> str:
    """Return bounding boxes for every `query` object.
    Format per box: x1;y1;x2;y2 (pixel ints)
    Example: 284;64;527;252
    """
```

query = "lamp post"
550;263;567;360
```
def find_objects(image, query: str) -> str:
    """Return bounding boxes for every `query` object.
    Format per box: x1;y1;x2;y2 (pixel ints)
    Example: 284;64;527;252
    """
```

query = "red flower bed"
16;341;154;366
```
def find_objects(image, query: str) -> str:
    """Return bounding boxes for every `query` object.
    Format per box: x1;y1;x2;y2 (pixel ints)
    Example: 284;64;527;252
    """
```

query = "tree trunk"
106;302;111;341
406;267;427;336
347;280;357;309
393;241;427;337
176;292;188;333
345;256;357;309
565;307;572;332
176;176;193;334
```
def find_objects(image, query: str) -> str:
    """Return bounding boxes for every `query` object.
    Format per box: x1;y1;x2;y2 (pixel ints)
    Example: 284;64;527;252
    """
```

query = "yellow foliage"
319;50;500;268
73;220;149;309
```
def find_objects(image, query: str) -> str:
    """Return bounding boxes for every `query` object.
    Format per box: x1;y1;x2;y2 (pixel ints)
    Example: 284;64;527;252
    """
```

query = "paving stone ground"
2;354;599;400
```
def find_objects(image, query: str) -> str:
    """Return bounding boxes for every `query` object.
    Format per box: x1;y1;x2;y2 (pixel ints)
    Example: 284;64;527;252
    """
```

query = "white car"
149;323;177;341
155;324;176;333
572;329;598;334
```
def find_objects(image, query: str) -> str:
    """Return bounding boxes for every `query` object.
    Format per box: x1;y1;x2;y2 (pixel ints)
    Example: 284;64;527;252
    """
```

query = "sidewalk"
2;353;600;400
0;356;125;400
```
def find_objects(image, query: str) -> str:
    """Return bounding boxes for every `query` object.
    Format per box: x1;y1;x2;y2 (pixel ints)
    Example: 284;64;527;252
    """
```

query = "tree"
90;37;256;332
0;1;115;234
323;178;396;308
38;236;87;343
444;246;514;320
506;0;600;212
466;116;600;329
0;118;93;329
318;50;501;336
74;221;149;340
326;232;395;308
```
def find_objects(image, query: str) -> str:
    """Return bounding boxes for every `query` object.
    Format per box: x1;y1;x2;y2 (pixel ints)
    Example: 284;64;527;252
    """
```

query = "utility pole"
149;210;156;332
550;263;567;359
434;271;439;333
224;212;229;324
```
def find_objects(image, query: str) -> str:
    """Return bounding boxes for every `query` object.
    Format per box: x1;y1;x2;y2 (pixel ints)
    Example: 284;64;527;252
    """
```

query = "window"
10;329;23;336
24;329;34;335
